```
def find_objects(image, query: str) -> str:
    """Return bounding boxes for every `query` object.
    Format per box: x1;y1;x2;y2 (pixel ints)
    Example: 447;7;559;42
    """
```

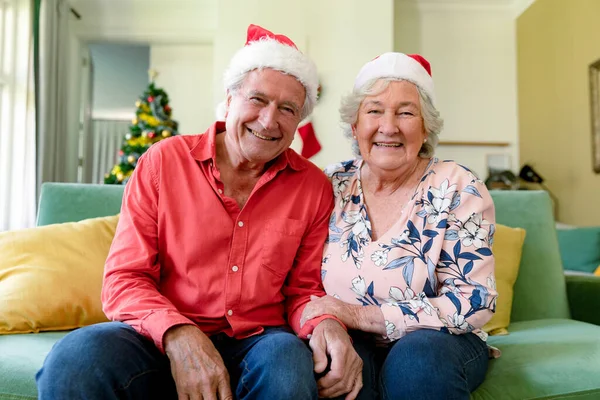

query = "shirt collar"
189;121;306;172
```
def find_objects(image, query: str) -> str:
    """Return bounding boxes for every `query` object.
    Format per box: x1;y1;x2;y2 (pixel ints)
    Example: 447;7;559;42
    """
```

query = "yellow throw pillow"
594;265;600;276
483;223;526;336
0;215;119;334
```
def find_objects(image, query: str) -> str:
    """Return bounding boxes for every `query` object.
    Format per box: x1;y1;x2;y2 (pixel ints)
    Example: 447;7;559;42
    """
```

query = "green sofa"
1;183;600;399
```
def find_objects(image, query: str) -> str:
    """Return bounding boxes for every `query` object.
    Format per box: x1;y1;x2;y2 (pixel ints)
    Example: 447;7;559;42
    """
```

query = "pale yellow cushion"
0;215;118;334
594;265;600;276
483;223;526;336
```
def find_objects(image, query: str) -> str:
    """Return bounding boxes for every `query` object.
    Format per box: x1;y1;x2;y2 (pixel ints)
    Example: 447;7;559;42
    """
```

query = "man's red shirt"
102;122;337;352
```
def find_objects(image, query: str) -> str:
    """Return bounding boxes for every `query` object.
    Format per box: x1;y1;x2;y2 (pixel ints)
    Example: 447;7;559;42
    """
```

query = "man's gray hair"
217;68;315;121
340;78;443;157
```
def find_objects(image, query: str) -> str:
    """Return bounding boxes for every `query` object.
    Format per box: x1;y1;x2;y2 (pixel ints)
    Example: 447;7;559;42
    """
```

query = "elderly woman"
301;53;497;400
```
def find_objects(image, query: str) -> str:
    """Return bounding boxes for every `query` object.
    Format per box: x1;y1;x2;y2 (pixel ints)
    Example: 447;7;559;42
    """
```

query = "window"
0;0;36;230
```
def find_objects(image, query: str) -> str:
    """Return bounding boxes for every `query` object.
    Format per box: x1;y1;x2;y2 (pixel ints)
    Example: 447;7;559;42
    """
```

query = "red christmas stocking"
298;122;322;159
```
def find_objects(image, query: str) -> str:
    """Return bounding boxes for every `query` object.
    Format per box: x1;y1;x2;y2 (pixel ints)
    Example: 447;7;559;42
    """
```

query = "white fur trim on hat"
354;52;436;106
221;38;319;116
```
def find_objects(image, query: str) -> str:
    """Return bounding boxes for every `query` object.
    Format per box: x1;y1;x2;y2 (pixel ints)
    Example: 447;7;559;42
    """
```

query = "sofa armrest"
565;272;600;325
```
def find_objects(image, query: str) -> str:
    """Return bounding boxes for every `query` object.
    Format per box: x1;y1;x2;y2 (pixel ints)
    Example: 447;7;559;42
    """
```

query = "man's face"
224;68;306;164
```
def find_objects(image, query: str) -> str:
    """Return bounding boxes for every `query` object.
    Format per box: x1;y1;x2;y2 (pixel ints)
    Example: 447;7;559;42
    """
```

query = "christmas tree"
104;70;179;184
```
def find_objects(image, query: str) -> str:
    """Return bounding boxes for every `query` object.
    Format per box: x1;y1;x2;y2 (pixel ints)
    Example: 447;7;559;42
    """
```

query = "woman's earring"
424;138;428;143
353;135;357;139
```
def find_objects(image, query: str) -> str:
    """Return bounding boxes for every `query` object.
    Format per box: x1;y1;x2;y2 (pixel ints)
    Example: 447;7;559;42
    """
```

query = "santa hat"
218;24;319;119
353;52;436;106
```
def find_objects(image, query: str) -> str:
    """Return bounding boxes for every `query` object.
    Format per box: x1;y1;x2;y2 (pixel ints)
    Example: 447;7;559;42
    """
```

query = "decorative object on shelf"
104;70;179;185
588;58;600;173
485;169;518;190
519;164;559;219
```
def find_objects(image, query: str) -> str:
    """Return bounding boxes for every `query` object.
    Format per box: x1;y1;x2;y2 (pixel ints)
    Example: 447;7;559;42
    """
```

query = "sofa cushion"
0;215;118;334
489;191;570;322
472;319;600;400
0;331;69;400
483;224;525;336
556;227;600;274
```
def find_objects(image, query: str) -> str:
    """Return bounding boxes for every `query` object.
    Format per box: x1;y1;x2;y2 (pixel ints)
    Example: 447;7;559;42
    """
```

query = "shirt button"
232;265;239;272
227;310;233;316
238;221;244;227
218;188;223;194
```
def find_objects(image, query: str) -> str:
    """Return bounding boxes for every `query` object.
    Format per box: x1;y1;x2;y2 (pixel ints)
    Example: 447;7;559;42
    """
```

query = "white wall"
395;0;519;179
151;44;214;134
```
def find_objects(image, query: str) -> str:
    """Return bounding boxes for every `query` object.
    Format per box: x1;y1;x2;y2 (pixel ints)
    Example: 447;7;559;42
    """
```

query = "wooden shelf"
438;141;510;147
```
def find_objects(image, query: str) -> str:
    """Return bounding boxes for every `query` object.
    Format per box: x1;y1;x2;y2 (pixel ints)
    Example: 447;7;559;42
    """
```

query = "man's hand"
309;319;363;399
163;325;233;400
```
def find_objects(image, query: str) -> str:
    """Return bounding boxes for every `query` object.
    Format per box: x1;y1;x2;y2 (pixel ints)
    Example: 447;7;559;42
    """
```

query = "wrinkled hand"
164;325;232;400
309;319;363;399
301;295;359;329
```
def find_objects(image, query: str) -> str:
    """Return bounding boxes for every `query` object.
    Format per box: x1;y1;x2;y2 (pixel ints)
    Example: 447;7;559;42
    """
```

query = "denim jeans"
332;329;489;400
36;322;318;400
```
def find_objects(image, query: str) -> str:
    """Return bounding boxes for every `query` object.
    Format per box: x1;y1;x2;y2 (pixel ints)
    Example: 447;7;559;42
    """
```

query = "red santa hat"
219;24;319;118
353;52;436;106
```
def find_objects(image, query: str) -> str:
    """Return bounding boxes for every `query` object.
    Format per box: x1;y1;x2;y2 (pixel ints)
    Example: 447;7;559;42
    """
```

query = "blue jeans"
334;329;489;400
36;322;318;400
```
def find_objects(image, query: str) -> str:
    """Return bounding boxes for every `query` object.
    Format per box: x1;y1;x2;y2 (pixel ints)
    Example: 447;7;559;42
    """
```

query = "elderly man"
36;25;362;400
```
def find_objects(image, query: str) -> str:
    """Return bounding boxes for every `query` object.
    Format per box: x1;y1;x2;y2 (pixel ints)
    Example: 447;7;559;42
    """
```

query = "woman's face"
353;80;427;173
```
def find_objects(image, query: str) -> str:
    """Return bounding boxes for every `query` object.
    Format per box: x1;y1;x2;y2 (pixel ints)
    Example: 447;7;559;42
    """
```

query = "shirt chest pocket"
261;218;306;277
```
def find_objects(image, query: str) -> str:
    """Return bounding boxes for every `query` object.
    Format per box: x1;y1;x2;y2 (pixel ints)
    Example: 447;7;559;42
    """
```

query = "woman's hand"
301;295;388;335
300;295;361;330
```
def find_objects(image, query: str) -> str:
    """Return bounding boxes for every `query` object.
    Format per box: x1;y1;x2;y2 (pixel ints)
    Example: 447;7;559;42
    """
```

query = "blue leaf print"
321;270;327;281
383;255;415;271
427;257;437;293
453;241;461;259
463;185;482;198
450;192;461;211
403;259;415;286
423;278;436;297
422;238;433;254
350;237;359;252
342;160;354;171
399;304;420;322
458;164;473;173
357;298;370;306
444;230;459;240
407;220;420;242
327;234;342;243
417;209;428;218
463;260;474;275
440;249;453;263
427;190;434;203
351;195;361;204
458;252;482;261
436;219;447;229
476;247;492;256
329;213;342;233
445;291;462;314
422;230;439;238
470;289;482;310
367;281;374;297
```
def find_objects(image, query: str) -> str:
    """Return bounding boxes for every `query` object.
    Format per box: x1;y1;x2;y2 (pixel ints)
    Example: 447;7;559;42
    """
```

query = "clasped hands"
163;316;363;400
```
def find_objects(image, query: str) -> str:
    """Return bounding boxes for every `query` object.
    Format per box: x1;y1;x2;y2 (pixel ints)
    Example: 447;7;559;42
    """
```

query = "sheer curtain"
36;0;71;192
0;0;36;231
90;119;128;184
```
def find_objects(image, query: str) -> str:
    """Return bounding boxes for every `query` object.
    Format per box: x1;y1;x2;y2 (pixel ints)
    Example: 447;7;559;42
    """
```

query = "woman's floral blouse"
322;158;497;343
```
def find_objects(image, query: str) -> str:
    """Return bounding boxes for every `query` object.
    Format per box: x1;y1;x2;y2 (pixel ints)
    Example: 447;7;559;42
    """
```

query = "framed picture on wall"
588;58;600;173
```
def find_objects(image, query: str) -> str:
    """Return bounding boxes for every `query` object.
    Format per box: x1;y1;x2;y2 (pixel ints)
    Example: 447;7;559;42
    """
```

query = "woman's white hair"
340;78;444;158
